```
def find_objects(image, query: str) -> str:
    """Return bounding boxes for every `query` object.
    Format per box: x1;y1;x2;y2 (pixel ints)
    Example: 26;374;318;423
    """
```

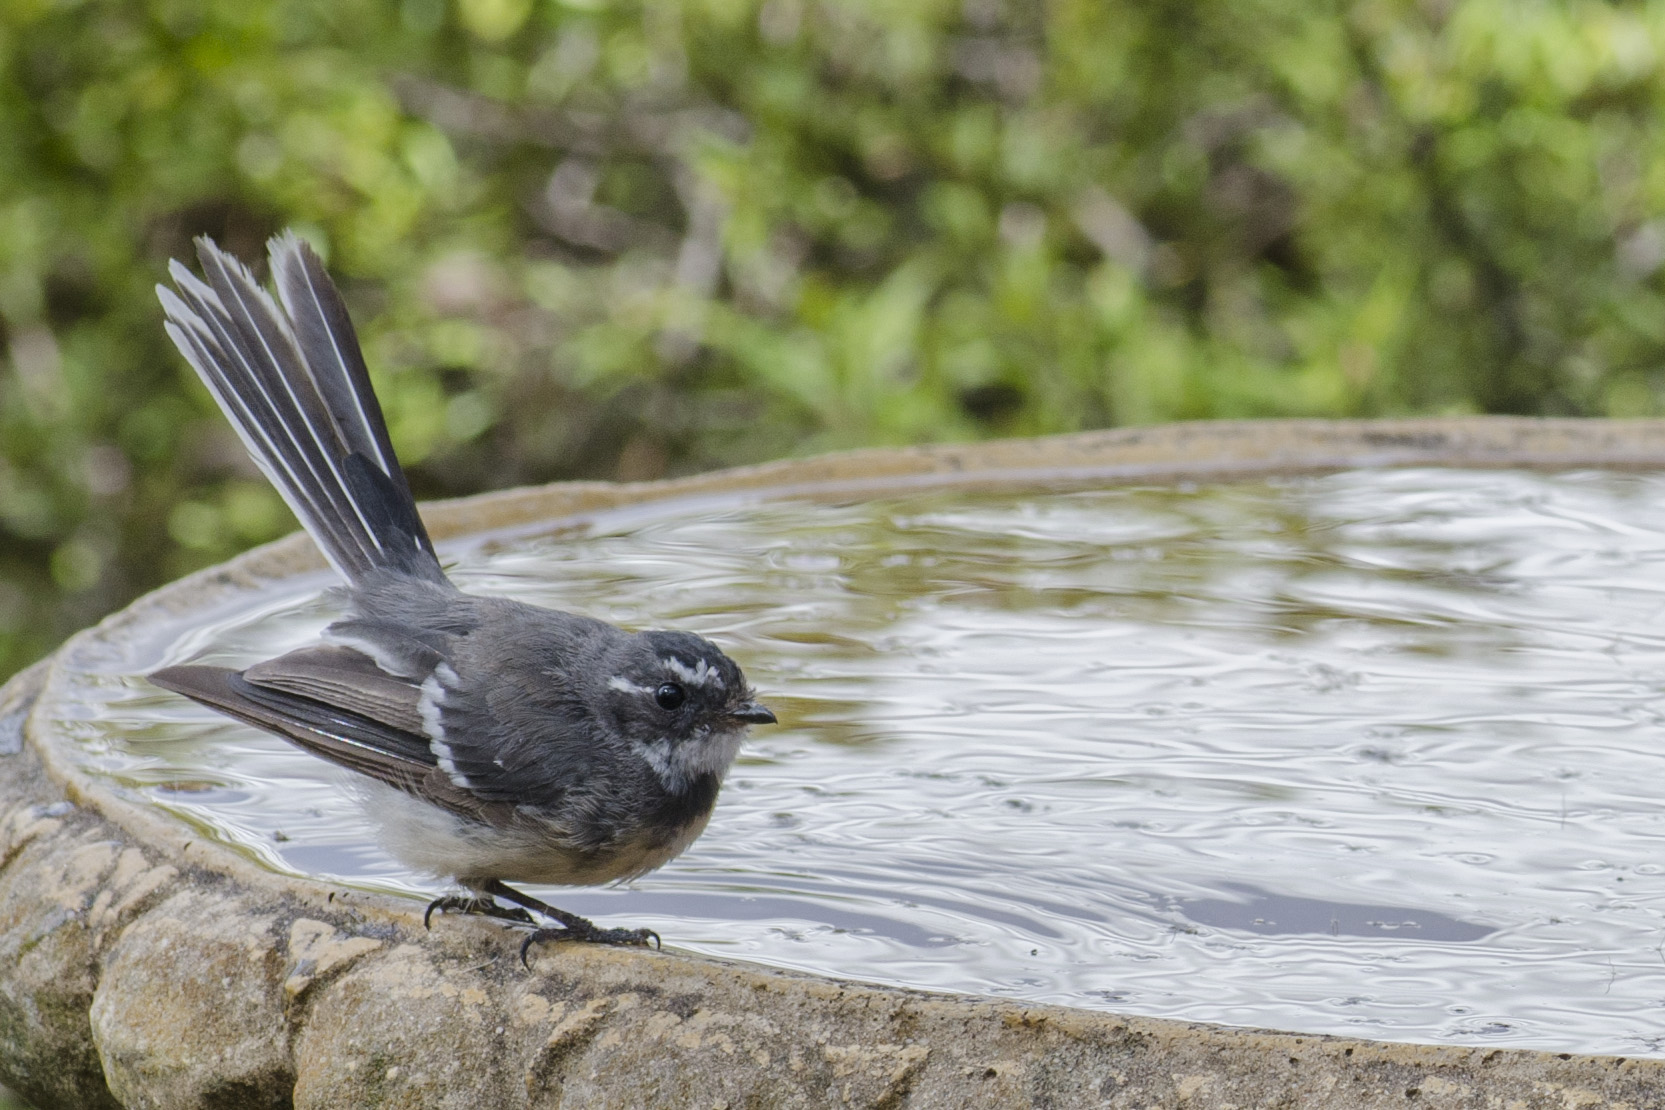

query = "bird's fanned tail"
157;234;444;584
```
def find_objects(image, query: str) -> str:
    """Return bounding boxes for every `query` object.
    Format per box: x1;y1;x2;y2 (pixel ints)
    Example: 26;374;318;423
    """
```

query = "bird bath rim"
13;414;1665;1110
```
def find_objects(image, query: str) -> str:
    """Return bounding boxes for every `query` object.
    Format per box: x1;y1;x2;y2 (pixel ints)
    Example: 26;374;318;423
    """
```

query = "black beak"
730;701;777;725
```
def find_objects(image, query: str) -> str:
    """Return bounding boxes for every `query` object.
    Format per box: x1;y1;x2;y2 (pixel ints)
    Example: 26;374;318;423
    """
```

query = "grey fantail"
150;233;774;958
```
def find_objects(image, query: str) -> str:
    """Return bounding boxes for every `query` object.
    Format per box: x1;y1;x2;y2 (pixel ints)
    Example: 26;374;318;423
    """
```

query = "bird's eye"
655;682;686;710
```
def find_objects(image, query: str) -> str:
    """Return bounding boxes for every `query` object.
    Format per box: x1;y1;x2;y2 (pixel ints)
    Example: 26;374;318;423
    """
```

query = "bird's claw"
423;895;536;930
519;924;660;968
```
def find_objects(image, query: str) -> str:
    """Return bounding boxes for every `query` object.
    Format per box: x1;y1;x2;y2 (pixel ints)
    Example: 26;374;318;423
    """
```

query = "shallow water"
50;467;1665;1055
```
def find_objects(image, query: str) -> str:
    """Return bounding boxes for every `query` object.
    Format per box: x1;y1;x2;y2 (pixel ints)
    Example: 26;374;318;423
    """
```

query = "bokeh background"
5;0;1665;678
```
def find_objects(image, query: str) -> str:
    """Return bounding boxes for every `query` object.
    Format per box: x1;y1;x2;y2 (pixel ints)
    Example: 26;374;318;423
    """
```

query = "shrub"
4;0;1665;675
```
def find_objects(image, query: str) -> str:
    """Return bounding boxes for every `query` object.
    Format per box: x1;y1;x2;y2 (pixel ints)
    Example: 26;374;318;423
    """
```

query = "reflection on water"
47;468;1665;1055
1174;883;1494;941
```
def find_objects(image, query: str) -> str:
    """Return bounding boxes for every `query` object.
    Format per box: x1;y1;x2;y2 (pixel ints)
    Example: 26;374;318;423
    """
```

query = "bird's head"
599;630;774;792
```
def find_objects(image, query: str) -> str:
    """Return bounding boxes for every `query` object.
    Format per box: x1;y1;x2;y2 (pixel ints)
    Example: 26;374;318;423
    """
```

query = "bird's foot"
519;923;660;967
442;880;661;966
423;895;536;930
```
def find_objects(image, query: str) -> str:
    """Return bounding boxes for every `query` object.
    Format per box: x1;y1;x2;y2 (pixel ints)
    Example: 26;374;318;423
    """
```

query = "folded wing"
151;649;506;827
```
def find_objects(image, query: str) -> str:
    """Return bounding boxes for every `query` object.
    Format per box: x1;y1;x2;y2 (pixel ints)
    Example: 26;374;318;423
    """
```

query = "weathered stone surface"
293;942;521;1109
90;891;294;1109
9;419;1665;1108
0;665;123;1110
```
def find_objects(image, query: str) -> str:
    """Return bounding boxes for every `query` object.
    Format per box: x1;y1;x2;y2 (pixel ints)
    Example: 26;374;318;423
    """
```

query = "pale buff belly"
361;780;714;887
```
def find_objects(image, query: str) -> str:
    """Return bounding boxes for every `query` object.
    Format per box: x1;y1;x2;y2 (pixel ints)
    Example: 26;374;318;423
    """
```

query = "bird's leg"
424;896;534;928
424;892;537;929
474;879;660;966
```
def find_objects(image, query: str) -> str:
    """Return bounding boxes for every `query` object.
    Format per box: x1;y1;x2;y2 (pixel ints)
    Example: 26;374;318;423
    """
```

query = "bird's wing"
150;653;509;827
242;644;428;734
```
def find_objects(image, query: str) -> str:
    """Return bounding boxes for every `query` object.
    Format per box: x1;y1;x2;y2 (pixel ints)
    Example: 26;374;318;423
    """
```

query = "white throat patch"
631;729;743;793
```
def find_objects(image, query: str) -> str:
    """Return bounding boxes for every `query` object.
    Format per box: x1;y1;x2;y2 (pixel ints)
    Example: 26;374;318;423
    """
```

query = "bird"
149;232;775;959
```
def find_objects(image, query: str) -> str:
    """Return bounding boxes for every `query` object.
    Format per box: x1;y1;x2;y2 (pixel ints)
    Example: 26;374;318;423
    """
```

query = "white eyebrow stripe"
662;656;724;689
608;676;654;695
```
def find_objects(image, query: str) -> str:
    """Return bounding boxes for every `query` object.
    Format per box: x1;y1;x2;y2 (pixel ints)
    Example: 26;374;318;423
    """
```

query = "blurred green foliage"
5;0;1665;677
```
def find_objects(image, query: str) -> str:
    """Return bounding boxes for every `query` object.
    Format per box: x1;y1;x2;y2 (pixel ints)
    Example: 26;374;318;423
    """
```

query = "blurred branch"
1072;187;1153;275
391;76;748;159
532;158;679;253
657;163;730;365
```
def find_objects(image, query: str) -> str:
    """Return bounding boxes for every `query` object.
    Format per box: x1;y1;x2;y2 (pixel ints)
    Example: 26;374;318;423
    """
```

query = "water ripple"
51;467;1665;1055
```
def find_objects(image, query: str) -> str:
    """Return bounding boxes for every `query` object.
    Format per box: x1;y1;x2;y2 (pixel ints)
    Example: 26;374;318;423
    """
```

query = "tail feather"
158;234;444;585
161;257;373;572
268;234;421;526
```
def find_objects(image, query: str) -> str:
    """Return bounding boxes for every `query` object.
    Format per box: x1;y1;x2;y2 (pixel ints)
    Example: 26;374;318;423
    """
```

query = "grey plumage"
152;234;773;949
